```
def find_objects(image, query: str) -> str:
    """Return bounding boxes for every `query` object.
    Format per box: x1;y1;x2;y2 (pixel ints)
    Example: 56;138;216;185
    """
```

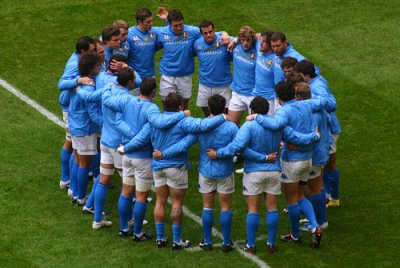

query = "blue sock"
323;169;331;196
266;210;279;245
287;204;301;239
94;183;107;222
118;194;132;231
69;153;75;174
70;162;79;197
90;153;100;178
60;148;72;182
85;175;100;209
155;222;165;240
328;168;340;200
77;167;89;200
172;224;182;243
311;190;328;226
319;190;328;224
202;208;214;244
220;210;233;245
246;213;259;246
133;201;147;235
299;198;318;230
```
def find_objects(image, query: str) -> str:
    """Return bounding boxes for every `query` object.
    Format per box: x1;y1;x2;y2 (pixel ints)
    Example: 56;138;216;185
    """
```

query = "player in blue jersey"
104;78;188;239
293;60;341;208
281;57;298;78
102;25;121;66
190;95;238;252
57;36;96;191
127;8;166;79
248;81;325;248
112;20;130;59
119;92;227;250
271;32;320;83
194;21;233;117
293;82;330;230
210;96;320;254
252;30;281;116
68;52;102;205
228;26;257;125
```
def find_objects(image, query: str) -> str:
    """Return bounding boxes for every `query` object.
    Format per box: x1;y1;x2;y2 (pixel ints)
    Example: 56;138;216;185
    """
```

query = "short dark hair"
140;77;156;96
75;36;95;54
260;30;274;49
208;94;226;115
199;20;214;33
281;56;298;69
165;92;183;112
78;52;101;77
102;25;120;42
275;81;295;102
285;72;304;85
250;96;269;115
271;32;286;42
293;60;316;78
136;8;152;22
117;68;135;87
108;54;127;70
167;9;184;22
294;82;312;100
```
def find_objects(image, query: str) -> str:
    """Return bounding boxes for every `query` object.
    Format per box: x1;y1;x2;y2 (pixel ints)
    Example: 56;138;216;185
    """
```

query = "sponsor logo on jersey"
183;31;188;38
149;33;155;39
268;59;273;66
132;36;140;41
163;34;170;40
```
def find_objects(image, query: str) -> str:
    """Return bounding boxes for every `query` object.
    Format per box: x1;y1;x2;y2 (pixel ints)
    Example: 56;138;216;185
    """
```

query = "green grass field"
1;0;400;267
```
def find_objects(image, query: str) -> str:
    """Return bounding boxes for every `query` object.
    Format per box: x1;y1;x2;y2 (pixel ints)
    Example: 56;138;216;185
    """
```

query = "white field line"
1;77;269;268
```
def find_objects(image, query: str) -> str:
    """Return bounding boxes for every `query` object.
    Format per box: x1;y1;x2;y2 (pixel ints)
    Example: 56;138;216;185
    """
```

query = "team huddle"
57;7;341;254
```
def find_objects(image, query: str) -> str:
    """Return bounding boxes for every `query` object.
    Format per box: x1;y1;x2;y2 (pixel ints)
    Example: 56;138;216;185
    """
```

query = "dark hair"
102;25;120;42
285;72;304;85
275;81;295;102
78;52;101;77
281;56;298;69
140;77;156;96
136;8;152;22
108;54;127;70
167;9;184;22
250;96;269;115
260;30;274;49
293;60;316;78
165;92;183;112
294;82;312;100
117;68;135;87
208;94;226;115
271;32;287;42
75;36;95;54
199;20;214;33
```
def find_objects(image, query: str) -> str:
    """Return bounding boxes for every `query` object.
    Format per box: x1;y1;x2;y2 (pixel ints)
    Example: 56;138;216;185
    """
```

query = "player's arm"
250;111;288;131
179;114;226;133
87;100;103;129
216;124;249;159
77;84;107;104
121;123;152;154
283;125;320;145
103;90;130;113
160;134;197;159
115;113;136;140
146;105;186;129
242;147;277;163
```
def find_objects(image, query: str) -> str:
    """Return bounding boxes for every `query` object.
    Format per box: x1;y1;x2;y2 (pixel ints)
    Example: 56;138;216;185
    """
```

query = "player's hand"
157;7;168;20
266;152;277;162
246;114;257;121
315;126;321;140
78;77;94;86
153;149;163;160
110;60;128;70
183;110;191;117
287;144;296;151
220;32;231;45
117;145;125;155
207;149;217;159
227;40;236;52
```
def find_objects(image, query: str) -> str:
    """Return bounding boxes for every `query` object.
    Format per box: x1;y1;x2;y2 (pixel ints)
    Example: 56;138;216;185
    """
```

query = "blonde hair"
238;26;257;45
113;20;128;30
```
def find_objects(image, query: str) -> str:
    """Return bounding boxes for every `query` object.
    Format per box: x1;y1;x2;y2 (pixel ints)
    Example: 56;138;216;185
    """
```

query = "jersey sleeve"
162;134;197;159
255;111;288;130
124;123;152;153
146;106;185;129
216;124;249;159
179;114;225;133
241;147;268;162
282;126;319;145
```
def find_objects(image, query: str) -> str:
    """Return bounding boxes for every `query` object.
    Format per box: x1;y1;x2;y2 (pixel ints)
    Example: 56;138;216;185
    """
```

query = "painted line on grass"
0;78;65;128
0;77;270;268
